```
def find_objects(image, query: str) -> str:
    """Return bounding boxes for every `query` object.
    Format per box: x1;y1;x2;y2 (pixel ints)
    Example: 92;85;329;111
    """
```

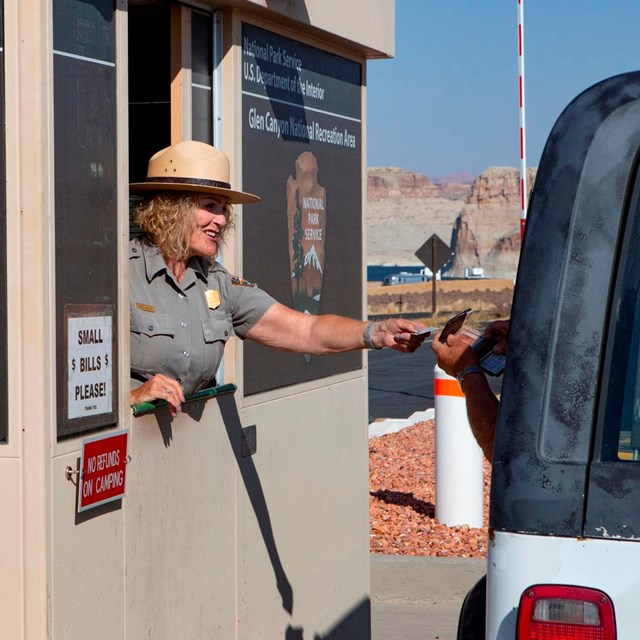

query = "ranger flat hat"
130;140;260;204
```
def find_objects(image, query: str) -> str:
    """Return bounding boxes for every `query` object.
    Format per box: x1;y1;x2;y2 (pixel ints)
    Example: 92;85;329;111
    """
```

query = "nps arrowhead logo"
286;152;326;316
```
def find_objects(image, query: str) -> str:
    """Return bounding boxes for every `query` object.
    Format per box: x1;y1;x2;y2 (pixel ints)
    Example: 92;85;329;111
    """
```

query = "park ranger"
129;140;428;415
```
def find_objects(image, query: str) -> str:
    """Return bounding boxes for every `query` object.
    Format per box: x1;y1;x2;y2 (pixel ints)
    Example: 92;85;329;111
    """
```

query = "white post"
518;0;528;239
434;365;484;528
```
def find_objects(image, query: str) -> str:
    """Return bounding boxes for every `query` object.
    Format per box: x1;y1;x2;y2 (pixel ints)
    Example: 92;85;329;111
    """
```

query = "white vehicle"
464;266;485;279
382;271;430;285
382;266;439;285
484;71;640;639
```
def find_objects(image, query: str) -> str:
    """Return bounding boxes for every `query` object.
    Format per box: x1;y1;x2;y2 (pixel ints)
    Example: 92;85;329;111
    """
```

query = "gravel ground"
369;420;491;558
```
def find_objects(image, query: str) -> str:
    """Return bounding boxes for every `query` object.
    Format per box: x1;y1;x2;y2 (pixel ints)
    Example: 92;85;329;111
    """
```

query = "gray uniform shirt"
130;237;277;395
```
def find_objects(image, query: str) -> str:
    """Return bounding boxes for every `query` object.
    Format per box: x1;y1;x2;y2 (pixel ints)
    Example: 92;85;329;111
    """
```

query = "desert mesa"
367;165;538;279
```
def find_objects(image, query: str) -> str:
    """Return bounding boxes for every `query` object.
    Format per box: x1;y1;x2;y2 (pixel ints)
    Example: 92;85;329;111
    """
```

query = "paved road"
371;555;486;640
367;342;503;421
367;345;436;422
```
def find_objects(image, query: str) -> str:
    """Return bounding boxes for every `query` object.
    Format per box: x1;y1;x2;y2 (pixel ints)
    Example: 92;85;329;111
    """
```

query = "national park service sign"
287;152;326;315
241;22;362;393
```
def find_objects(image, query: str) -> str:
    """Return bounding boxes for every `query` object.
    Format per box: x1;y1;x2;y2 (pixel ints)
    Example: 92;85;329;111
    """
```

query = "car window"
600;166;640;461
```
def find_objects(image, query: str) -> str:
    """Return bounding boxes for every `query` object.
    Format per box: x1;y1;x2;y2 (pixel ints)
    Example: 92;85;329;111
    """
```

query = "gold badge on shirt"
205;289;220;310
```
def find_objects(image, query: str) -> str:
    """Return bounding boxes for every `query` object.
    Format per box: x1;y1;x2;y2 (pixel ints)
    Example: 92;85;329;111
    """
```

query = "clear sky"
367;0;640;179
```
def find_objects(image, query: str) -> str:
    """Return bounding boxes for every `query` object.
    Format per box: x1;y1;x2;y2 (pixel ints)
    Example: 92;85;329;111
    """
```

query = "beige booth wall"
212;0;394;59
237;382;371;636
0;1;392;638
223;10;373;636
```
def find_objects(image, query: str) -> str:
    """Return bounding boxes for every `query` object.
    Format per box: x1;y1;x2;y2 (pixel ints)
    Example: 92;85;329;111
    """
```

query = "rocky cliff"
367;166;537;278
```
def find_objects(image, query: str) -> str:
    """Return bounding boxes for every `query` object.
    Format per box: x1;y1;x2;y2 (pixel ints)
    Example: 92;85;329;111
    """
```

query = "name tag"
134;302;156;313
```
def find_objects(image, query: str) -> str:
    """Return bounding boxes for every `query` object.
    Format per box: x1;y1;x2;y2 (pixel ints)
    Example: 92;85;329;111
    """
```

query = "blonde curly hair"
134;192;234;262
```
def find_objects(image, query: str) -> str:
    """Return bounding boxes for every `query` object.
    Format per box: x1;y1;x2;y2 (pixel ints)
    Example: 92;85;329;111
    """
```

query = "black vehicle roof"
490;71;640;536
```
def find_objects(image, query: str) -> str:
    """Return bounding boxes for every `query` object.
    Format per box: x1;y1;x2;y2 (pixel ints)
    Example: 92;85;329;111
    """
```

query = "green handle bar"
131;382;237;417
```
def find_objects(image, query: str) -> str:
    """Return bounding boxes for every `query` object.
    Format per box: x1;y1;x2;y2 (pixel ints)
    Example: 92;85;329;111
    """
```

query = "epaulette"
231;275;255;287
129;240;143;258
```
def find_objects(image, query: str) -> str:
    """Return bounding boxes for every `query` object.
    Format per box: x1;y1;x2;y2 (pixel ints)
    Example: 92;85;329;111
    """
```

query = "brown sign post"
414;234;453;314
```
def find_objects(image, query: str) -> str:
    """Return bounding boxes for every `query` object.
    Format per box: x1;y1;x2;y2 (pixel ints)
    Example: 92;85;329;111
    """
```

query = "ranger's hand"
131;374;185;417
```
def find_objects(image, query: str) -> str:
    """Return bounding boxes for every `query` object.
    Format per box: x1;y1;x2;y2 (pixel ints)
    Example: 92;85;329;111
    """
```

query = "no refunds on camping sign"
78;430;128;512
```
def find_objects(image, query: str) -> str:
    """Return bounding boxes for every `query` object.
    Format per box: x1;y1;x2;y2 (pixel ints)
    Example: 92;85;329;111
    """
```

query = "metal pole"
518;0;528;239
431;242;437;314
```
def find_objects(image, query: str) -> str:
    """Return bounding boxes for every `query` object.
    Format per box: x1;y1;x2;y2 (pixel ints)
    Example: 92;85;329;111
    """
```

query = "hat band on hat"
147;176;232;189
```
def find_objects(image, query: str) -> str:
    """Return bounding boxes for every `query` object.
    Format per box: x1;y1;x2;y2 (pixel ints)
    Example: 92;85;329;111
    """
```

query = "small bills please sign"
67;314;113;420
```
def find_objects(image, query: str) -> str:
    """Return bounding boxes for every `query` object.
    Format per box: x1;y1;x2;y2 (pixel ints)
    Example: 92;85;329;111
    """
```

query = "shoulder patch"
231;275;255;287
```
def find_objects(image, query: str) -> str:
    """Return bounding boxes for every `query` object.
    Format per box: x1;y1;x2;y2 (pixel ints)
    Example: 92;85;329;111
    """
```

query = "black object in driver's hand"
438;308;473;343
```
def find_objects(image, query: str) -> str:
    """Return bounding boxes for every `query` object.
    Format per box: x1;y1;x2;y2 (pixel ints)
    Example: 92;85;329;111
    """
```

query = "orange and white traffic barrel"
434;365;484;528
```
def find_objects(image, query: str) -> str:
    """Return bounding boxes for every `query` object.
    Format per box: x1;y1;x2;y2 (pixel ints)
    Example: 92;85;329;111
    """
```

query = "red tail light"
516;584;616;640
